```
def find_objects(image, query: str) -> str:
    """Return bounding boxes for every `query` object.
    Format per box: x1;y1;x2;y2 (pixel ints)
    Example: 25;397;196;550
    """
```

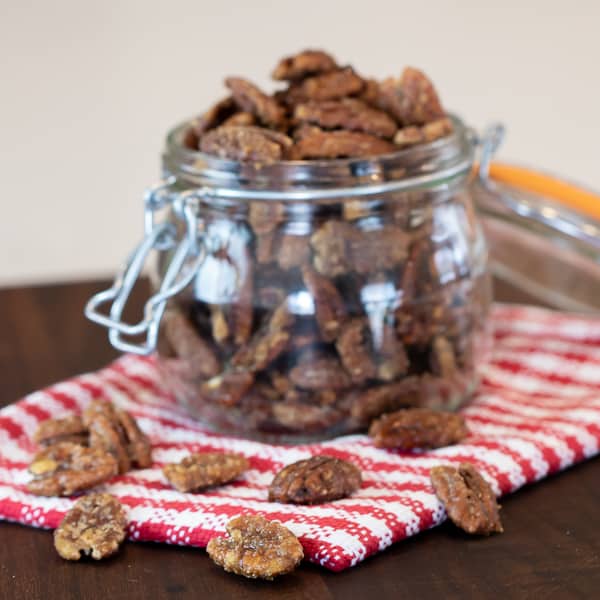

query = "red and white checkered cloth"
1;304;600;571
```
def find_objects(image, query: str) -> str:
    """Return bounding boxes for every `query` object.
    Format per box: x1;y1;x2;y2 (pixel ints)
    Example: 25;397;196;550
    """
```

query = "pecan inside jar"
268;455;362;504
368;408;469;450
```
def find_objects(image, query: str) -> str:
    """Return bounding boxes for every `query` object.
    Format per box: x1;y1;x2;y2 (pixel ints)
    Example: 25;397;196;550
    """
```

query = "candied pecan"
231;302;293;371
221;111;256;127
82;399;119;427
225;77;286;128
115;409;152;469
310;220;355;276
27;442;118;497
392;126;423;149
289;353;350;391
199;371;255;407
357;78;382;106
161;309;221;380
291;123;323;141
379;68;445;126
285;67;364;103
301;265;346;341
349;377;422;425
272;49;338;81
289;129;396;159
229;246;254;345
248;201;285;235
368;407;468;449
54;493;127;561
163;452;248;492
294;99;397;138
336;318;378;384
207;515;303;579
276;234;311;270
33;416;88;447
256;232;277;264
311;220;407;275
191;96;237;136
88;414;131;474
200;126;292;162
394;117;453;148
430;335;457;378
269;455;361;504
350;225;408;274
272;397;343;432
430;463;503;535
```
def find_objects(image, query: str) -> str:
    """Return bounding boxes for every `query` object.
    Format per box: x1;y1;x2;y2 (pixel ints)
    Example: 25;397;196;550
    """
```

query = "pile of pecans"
27;403;502;578
183;49;453;161
156;49;490;441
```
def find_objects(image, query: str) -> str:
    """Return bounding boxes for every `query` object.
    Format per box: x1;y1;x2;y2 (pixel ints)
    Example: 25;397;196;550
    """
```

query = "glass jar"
86;115;492;442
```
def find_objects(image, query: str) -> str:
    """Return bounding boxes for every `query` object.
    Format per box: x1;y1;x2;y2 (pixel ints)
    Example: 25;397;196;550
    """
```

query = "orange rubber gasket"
488;162;600;222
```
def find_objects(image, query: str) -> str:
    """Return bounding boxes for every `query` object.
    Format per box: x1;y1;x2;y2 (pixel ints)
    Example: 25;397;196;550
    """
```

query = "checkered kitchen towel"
1;304;600;571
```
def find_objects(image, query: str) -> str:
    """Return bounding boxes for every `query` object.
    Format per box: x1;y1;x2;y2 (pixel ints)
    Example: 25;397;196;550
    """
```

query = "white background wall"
1;0;599;286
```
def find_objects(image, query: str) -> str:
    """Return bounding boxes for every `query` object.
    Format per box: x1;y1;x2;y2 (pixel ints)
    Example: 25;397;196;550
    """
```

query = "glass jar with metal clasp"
86;115;493;442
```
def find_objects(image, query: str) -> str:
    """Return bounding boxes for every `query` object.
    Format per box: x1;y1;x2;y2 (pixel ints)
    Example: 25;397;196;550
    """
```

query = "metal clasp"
85;179;208;355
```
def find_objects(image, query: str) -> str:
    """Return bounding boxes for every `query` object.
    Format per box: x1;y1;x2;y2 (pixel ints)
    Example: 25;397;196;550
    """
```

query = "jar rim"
163;114;475;200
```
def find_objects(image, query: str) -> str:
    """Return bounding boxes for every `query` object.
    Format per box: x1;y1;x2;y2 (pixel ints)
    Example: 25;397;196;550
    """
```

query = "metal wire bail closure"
84;179;207;355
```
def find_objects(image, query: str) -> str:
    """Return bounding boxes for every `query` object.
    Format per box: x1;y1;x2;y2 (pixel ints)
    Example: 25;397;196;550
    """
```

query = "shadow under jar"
148;115;492;443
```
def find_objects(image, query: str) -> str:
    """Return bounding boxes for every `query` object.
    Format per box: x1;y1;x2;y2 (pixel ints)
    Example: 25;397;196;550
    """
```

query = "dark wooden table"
1;279;599;600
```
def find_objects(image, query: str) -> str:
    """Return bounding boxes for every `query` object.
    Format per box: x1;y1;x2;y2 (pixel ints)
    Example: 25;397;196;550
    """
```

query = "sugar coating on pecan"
27;442;118;497
207;515;303;579
310;220;407;276
221;111;256;128
272;49;338;81
268;455;361;504
225;77;286;128
336;318;378;384
200;371;255;407
368;407;468;449
200;126;292;162
289;353;351;391
231;302;293;371
248;201;285;235
379;67;445;126
285;67;365;104
294;98;397;138
348;377;422;425
273;393;343;432
430;462;503;535
33;416;88;447
289;129;396;159
88;414;131;474
394;117;454;148
301;265;346;341
54;493;127;561
163;452;248;492
430;335;458;378
115;409;153;469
